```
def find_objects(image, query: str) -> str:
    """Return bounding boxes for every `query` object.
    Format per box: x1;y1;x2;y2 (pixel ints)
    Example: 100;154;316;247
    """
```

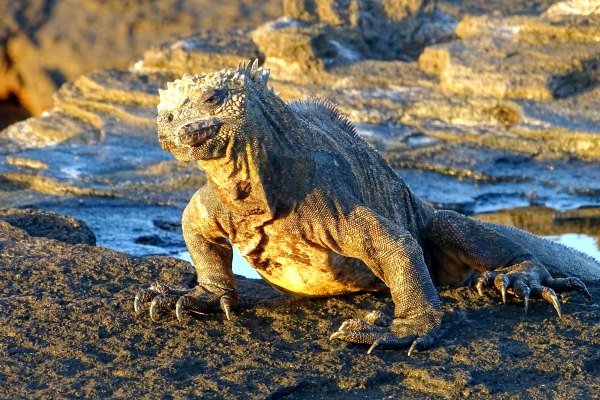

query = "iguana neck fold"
199;93;299;219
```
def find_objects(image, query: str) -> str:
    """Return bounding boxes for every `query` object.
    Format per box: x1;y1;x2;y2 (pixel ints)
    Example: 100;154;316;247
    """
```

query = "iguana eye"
204;88;227;106
167;113;174;122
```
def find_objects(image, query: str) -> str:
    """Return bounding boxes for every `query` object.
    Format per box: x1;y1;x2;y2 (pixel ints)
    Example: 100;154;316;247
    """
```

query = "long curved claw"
220;296;233;321
546;277;592;303
175;294;217;322
175;296;186;322
475;271;499;296
407;340;419;357
476;261;587;319
330;327;385;345
494;274;510;304
133;282;237;322
134;291;145;314
134;294;142;314
572;281;592;302
511;280;531;314
367;337;384;355
149;294;178;322
475;279;485;296
406;328;443;357
330;313;439;355
367;334;414;355
149;298;161;322
134;288;157;314
541;287;562;318
330;317;389;344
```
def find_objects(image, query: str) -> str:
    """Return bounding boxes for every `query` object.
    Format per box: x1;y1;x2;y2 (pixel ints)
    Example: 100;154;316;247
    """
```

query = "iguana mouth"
175;118;222;147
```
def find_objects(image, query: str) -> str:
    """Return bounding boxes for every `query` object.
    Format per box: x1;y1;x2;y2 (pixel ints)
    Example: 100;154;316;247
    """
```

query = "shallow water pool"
177;246;261;279
177;233;600;280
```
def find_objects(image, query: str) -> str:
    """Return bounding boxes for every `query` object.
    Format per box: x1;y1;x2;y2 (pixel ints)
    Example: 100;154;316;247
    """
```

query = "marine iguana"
134;60;600;354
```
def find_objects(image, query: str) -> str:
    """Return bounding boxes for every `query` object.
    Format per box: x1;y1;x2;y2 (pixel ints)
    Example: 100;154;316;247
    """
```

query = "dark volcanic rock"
0;207;95;245
0;211;598;398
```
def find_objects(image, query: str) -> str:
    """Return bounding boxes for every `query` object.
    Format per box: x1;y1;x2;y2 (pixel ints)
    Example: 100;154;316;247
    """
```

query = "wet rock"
0;111;100;153
5;156;47;170
475;206;600;243
0;65;205;212
153;219;181;232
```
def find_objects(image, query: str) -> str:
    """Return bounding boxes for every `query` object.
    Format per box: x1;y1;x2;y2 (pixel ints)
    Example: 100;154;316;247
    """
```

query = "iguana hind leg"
325;206;443;354
427;210;591;316
330;310;444;355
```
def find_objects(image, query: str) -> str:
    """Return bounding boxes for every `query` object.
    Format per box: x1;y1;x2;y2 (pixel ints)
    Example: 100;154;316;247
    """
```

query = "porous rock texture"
1;0;600;398
0;208;598;398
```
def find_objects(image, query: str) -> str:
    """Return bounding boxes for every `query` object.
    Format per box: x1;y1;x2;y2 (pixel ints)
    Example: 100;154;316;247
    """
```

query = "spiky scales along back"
285;97;385;158
288;98;358;138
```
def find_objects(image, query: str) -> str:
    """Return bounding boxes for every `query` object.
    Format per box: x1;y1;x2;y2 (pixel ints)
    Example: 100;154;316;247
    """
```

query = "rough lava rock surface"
1;0;600;398
0;208;599;398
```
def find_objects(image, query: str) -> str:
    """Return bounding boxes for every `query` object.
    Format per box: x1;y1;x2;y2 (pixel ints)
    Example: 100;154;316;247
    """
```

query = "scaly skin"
134;60;599;354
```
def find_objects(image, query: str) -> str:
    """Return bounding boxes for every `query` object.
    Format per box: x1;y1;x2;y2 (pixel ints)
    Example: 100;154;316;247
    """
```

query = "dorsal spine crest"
290;97;359;137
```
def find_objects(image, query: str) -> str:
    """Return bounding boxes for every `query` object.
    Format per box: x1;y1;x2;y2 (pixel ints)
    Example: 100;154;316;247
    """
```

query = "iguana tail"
486;222;600;282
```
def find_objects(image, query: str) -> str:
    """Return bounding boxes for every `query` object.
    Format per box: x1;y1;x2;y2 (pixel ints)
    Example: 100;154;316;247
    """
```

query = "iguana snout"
174;118;222;147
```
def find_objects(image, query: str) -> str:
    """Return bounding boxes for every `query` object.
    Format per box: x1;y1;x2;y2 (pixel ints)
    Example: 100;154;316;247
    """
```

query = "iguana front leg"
134;188;238;321
328;206;444;354
427;210;591;316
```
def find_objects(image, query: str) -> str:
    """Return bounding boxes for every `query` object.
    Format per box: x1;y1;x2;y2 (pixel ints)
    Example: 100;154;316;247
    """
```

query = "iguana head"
156;60;276;162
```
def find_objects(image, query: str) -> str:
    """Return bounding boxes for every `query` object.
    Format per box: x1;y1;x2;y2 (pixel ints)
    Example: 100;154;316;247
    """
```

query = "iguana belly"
232;228;383;297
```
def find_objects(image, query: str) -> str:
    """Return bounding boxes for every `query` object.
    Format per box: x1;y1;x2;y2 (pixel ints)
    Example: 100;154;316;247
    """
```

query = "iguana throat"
223;106;310;217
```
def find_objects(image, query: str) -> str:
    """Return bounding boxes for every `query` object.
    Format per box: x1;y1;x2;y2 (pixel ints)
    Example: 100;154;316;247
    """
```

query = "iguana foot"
330;311;443;356
133;282;237;322
475;263;591;317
